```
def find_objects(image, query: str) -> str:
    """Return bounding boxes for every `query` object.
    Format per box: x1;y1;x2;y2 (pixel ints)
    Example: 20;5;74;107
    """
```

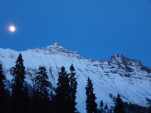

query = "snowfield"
0;42;151;113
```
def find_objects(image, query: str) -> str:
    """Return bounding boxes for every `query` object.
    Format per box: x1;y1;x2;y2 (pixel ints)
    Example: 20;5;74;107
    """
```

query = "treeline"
0;54;149;113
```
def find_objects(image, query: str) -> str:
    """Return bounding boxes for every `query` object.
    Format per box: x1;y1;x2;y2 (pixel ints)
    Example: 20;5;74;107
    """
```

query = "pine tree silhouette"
33;66;51;113
0;64;6;96
98;100;104;113
55;66;70;113
86;78;97;113
0;64;7;113
68;64;78;113
11;54;29;113
114;94;125;113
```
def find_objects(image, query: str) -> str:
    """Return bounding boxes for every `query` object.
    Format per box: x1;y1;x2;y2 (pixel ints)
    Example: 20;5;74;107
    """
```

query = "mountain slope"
0;42;151;113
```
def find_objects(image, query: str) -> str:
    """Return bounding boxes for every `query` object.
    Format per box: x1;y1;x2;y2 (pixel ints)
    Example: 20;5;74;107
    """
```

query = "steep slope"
0;42;151;113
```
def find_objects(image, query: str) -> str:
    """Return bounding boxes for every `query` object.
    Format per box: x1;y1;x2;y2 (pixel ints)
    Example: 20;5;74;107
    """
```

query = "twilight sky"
0;0;151;66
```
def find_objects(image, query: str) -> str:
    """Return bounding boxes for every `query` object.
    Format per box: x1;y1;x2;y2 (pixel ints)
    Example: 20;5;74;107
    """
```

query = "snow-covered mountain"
0;42;151;113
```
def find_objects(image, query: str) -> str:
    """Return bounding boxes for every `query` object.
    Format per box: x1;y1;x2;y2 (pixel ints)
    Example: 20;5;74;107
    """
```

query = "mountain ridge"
0;42;151;113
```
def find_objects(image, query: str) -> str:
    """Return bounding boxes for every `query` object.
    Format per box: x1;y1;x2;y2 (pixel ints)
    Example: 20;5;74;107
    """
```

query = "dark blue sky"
0;0;151;66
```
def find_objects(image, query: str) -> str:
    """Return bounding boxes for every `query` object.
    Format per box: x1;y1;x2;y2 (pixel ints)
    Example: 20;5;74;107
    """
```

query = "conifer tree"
68;64;78;113
98;100;104;113
11;54;29;113
114;94;125;113
12;54;26;96
104;104;108;113
0;64;6;95
86;78;97;113
55;66;70;113
0;64;7;113
33;66;50;98
33;66;51;113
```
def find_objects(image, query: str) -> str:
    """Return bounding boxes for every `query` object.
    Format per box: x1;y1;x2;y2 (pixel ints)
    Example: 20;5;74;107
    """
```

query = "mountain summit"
0;43;151;113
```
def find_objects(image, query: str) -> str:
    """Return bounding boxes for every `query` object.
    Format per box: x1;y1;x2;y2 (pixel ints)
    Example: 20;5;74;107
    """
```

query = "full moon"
8;25;16;33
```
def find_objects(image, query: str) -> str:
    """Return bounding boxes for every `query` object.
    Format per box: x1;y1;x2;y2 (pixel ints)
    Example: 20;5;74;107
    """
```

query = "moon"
8;24;17;33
